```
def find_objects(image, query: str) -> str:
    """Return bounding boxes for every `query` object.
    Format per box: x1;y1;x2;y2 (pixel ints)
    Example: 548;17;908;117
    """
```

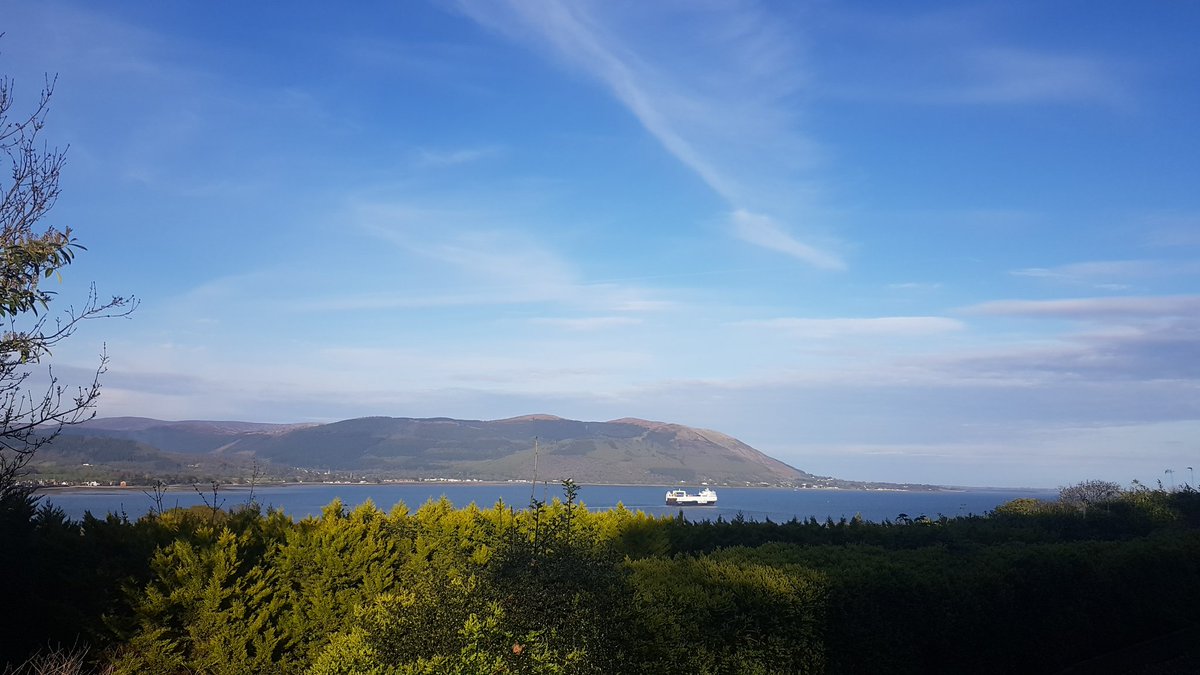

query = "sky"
2;1;1199;488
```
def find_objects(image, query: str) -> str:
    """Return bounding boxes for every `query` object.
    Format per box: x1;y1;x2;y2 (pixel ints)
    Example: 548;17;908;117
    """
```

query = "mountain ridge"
25;413;926;485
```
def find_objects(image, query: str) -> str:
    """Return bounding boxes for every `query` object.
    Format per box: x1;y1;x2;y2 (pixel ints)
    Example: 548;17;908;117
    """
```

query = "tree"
1058;480;1123;510
992;497;1046;517
1;56;134;497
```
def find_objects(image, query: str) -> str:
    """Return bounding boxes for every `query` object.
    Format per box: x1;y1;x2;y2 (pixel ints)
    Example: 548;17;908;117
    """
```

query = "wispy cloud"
888;282;943;291
607;298;678;313
1009;259;1200;288
730;210;845;270
949;320;1200;382
311;283;670;315
947;47;1129;107
1011;260;1153;281
817;7;1131;110
452;0;842;269
964;295;1200;319
453;1;734;194
740;316;964;339
287;199;677;315
530;316;642;331
351;202;581;303
1141;213;1200;248
414;145;503;168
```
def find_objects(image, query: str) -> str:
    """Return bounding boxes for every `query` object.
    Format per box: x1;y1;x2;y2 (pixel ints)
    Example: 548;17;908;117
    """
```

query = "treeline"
2;482;1199;674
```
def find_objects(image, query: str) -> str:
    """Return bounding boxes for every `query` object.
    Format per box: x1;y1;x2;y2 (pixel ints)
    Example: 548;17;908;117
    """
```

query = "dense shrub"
4;483;1200;673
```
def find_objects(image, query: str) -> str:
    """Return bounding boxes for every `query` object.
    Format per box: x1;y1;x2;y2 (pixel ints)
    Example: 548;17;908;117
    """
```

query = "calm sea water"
40;483;1053;524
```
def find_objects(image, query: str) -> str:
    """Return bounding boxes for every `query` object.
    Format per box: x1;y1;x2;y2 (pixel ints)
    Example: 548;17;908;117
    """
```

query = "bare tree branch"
0;54;135;497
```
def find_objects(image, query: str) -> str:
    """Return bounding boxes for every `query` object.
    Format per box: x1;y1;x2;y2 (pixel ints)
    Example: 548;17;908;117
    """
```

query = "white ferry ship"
665;488;718;506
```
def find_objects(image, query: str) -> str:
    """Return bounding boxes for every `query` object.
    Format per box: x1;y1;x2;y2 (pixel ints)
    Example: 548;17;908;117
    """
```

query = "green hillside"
45;414;818;485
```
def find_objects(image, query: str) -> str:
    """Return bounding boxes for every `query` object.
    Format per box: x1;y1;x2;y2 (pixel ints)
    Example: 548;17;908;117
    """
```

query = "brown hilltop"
52;414;815;485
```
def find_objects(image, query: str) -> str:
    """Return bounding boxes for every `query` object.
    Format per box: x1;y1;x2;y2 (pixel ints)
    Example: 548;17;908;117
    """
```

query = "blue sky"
4;1;1199;488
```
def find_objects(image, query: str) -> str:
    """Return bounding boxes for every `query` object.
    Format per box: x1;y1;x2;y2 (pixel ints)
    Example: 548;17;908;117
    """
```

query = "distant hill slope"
50;414;817;485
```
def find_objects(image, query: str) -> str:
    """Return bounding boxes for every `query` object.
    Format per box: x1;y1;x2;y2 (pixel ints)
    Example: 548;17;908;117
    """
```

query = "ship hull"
665;489;718;506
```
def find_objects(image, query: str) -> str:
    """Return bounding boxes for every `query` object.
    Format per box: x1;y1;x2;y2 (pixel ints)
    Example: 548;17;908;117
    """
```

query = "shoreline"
34;480;1054;495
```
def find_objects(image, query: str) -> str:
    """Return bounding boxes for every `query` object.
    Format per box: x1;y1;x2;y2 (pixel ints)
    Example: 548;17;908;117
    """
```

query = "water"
39;483;1053;524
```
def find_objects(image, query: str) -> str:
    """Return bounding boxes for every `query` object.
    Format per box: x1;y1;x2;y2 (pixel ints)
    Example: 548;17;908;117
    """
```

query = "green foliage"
629;556;826;674
6;482;1200;673
311;599;584;675
1058;479;1124;507
298;488;633;674
992;497;1045;516
716;532;1200;674
481;502;633;673
0;229;78;321
1;52;135;512
114;526;287;674
0;488;164;666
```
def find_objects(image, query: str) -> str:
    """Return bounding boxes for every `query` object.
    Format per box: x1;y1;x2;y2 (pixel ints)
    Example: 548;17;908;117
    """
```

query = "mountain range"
35;414;835;487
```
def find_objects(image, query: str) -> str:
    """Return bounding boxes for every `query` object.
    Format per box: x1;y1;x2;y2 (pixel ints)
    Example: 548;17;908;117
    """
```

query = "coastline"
35;480;1055;495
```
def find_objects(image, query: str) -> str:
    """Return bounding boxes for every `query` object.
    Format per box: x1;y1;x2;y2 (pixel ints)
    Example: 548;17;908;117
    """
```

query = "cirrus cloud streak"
964;295;1200;319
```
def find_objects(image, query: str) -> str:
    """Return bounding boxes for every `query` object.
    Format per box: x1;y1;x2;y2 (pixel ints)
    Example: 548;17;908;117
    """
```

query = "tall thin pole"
530;436;540;503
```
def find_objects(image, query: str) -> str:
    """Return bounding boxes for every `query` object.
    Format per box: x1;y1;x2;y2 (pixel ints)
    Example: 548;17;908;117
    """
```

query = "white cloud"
888;282;942;290
530;316;643;331
948;47;1129;107
279;199;679;316
414;145;502;167
943;319;1200;382
818;8;1131;110
453;0;841;268
294;278;670;315
1011;259;1200;285
964;295;1200;319
1142;213;1200;248
608;298;678;313
730;210;844;270
453;0;736;194
741;316;964;339
1010;260;1157;280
